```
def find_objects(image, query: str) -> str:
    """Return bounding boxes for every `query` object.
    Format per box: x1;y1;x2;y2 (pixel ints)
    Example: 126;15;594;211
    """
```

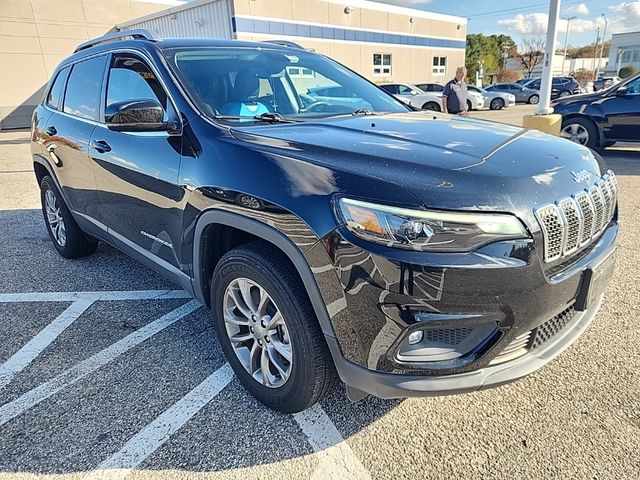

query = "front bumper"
326;295;602;399
310;219;617;398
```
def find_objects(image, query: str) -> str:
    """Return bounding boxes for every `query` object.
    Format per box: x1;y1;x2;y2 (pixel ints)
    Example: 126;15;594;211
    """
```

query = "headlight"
336;198;528;252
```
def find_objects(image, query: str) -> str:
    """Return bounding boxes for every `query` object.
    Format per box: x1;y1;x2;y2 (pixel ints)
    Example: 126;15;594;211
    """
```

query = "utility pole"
595;14;608;79
561;16;576;75
536;0;561;115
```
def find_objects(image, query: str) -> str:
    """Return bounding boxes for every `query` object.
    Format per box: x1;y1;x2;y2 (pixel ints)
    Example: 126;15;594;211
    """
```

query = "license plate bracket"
575;250;616;311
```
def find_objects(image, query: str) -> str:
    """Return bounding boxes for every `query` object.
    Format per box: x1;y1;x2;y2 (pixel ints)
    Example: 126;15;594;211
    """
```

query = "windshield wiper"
351;108;375;116
211;112;295;123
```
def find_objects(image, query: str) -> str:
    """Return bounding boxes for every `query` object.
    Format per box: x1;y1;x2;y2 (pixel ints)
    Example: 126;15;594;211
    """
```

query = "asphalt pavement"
1;105;639;479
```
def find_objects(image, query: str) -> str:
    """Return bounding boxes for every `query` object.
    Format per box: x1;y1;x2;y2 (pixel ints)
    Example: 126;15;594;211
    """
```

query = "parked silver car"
467;85;515;110
416;82;483;110
485;83;540;104
379;83;442;111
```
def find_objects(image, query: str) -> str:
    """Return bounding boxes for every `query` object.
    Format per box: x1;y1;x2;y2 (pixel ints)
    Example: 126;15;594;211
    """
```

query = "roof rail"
260;40;307;50
74;29;159;53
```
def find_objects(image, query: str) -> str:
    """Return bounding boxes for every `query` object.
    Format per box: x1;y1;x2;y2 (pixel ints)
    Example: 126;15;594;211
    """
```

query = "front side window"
166;47;407;121
106;54;170;120
63;55;108;121
397;85;415;95
373;53;392;76
46;66;70;111
432;56;446;76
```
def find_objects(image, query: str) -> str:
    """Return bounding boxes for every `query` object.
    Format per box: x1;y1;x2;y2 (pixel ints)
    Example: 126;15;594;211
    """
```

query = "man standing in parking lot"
443;66;469;115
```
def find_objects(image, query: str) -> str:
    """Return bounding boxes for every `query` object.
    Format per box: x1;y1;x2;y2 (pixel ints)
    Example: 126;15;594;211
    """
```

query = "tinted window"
397;85;414;95
380;85;397;94
63;56;107;121
46;67;70;110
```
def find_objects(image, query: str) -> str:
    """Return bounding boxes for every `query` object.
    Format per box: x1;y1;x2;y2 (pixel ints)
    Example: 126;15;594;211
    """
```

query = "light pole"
595;14;608;79
561;16;577;75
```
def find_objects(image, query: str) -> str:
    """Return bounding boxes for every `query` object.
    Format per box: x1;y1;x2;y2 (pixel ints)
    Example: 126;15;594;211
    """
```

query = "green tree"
466;34;516;81
619;66;640;78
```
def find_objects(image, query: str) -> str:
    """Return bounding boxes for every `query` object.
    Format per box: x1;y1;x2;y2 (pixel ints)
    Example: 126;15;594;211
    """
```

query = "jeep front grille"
535;170;617;263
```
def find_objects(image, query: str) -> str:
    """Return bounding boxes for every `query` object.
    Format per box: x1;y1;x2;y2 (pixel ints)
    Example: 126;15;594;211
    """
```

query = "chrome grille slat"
535;170;617;263
574;191;595;246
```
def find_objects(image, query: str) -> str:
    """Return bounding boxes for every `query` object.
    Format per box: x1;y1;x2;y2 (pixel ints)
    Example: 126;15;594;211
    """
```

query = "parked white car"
466;89;485;110
467;85;516;110
379;83;442;111
416;82;484;110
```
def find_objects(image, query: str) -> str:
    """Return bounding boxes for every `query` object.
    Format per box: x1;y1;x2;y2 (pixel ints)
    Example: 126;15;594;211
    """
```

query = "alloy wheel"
45;189;66;246
223;277;292;388
560;124;589;145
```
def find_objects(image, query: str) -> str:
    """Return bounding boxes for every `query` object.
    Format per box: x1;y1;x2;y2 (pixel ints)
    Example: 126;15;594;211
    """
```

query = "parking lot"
1;104;639;479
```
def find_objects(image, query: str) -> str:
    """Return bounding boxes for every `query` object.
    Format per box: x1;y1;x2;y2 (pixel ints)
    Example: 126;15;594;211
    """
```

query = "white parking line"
82;363;234;480
0;298;94;390
0;290;192;303
0;300;201;427
294;404;372;480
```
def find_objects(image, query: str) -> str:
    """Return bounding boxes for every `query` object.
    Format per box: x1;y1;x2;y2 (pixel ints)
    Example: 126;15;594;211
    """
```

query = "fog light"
407;330;423;345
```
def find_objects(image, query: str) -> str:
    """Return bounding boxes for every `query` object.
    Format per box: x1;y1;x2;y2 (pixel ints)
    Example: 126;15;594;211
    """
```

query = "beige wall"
233;0;466;85
0;0;180;129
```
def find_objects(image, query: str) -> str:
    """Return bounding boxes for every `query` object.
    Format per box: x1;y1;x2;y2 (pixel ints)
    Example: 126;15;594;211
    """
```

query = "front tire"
528;94;540;104
40;176;97;259
211;242;338;413
560;117;599;149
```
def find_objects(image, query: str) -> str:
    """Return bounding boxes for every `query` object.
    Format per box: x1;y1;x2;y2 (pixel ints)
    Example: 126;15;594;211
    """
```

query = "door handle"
45;125;57;136
90;139;111;153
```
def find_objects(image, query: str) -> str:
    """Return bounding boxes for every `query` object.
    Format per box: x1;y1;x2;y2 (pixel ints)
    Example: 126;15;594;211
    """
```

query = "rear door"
44;55;108;223
601;76;640;141
90;52;184;271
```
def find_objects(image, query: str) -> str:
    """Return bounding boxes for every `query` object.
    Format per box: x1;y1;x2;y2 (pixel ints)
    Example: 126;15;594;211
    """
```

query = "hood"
230;112;607;224
552;91;603;106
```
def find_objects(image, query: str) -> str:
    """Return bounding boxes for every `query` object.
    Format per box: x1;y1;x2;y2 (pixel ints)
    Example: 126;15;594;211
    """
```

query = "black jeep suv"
31;30;618;413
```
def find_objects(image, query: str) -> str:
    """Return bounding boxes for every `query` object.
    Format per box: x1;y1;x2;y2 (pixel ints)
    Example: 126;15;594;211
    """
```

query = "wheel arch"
192;209;337;340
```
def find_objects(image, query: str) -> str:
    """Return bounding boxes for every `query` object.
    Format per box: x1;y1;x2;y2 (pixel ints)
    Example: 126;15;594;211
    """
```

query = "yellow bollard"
522;114;562;135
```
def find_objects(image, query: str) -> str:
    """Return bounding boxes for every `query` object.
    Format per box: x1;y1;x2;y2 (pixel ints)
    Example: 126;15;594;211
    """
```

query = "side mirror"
106;99;175;132
615;86;628;96
410;90;418;96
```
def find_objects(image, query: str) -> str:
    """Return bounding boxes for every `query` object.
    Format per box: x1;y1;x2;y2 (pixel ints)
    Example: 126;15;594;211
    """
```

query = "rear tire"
422;102;440;112
490;98;505;110
211;241;339;413
40;176;98;259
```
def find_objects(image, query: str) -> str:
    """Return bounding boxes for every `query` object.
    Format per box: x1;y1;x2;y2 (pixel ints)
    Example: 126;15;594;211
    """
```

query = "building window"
373;53;392;76
433;56;447;76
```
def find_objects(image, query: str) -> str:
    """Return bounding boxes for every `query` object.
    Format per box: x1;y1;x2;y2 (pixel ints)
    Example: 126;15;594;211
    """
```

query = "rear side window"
46;67;70;110
63;55;107;121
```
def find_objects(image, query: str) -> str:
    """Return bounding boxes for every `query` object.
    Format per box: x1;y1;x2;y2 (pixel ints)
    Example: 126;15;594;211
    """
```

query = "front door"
90;52;184;271
602;77;640;141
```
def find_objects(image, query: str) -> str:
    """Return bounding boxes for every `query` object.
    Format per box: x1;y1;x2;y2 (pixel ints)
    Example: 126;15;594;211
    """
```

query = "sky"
379;1;640;47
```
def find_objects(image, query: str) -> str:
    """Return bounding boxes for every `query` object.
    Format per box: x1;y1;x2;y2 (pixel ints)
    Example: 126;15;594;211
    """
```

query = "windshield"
164;46;408;122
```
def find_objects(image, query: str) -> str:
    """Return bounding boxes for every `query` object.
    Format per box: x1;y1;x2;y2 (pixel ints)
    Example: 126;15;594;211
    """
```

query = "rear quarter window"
46;67;70;110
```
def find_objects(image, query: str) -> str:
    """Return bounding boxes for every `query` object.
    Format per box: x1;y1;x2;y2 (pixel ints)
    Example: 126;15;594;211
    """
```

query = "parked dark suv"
552;74;640;149
31;30;618;413
522;76;581;99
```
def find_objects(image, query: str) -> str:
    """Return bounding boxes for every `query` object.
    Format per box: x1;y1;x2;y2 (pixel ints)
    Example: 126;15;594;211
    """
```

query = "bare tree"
518;36;545;79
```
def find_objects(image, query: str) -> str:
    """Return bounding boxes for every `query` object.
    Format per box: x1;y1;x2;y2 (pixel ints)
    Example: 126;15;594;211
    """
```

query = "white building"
504;54;605;79
606;31;640;75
